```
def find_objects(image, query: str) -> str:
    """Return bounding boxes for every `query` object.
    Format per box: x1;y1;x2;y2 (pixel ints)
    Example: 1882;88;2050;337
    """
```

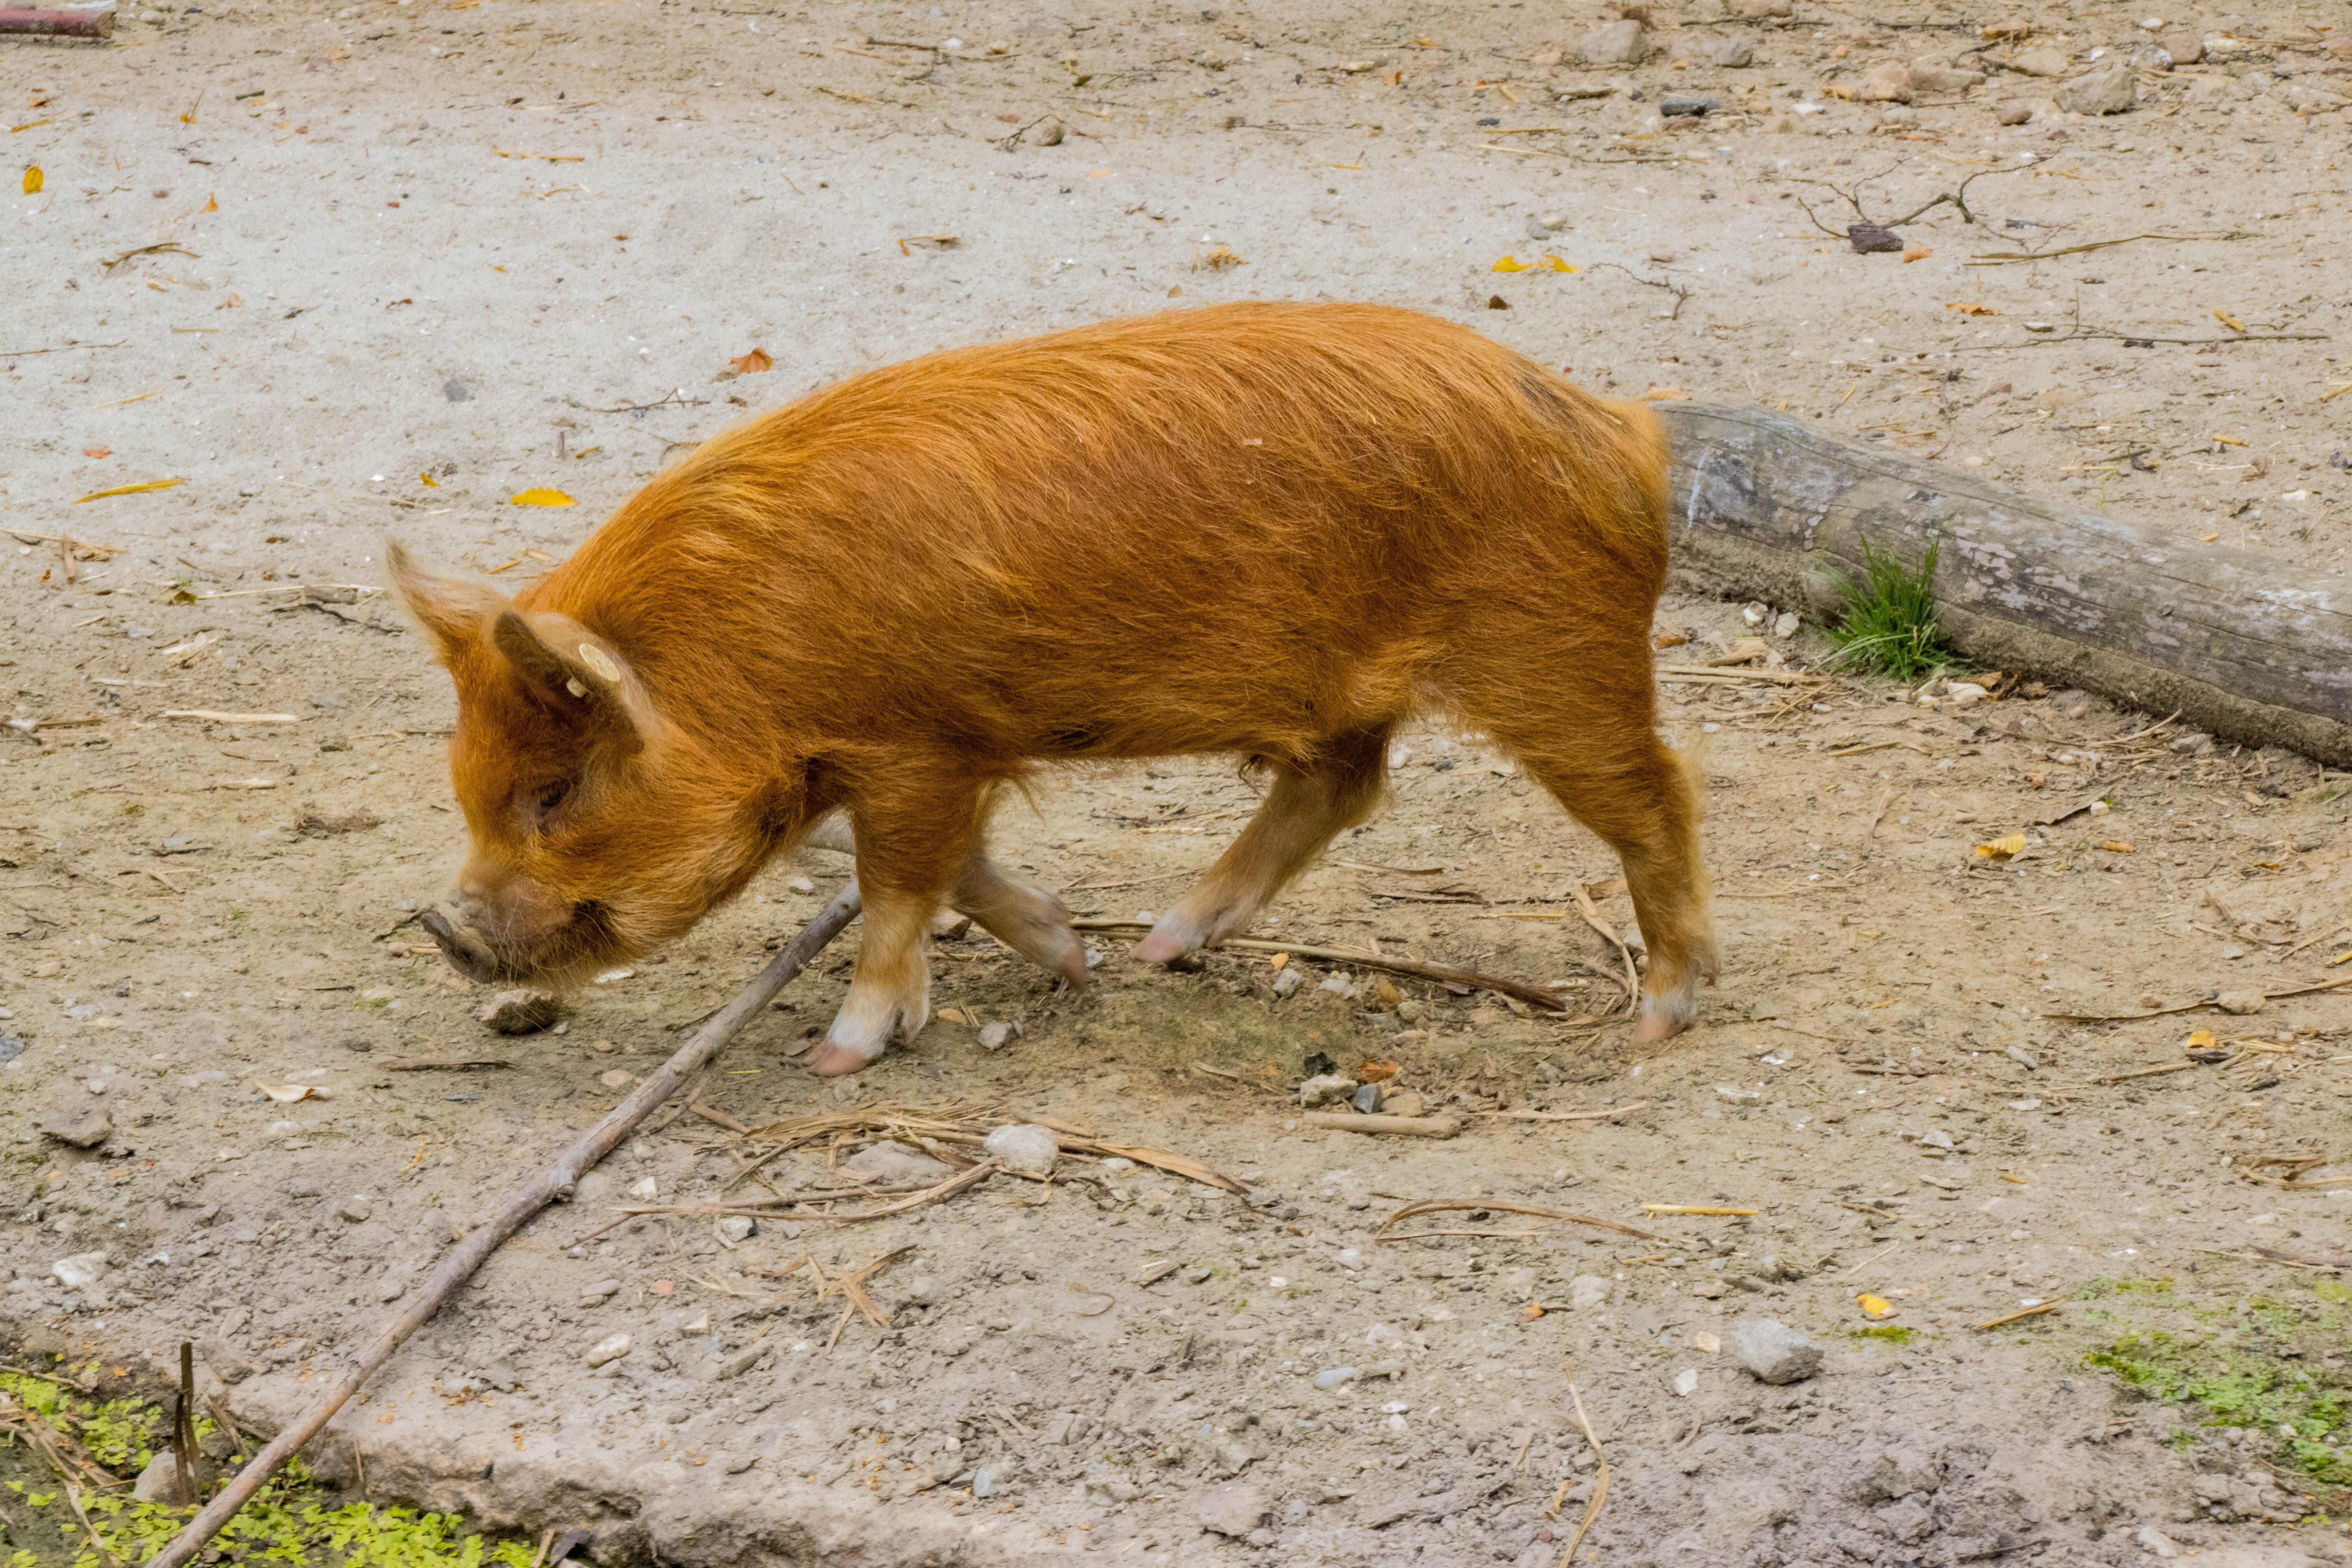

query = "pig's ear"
491;610;650;756
385;539;509;662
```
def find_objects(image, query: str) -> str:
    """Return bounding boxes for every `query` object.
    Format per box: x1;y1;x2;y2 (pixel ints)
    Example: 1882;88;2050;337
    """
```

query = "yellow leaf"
1902;244;1933;263
1491;255;1534;273
509;487;575;507
2213;308;2245;333
419;472;439;487
2099;839;2134;854
22;165;41;194
72;477;183;504
730;346;773;374
2184;1029;2216;1050
1537;254;1576;273
1974;833;2027;860
202;193;218;212
1944;301;1998;316
1856;1293;1897;1320
936;1007;970;1025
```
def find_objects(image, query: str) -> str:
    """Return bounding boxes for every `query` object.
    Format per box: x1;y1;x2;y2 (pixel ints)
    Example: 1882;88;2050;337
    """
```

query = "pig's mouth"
419;900;621;989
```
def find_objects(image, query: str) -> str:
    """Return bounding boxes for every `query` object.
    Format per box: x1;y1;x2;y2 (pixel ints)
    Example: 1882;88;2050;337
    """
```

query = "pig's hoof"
1131;913;1206;965
1631;986;1696;1045
1630;1011;1687;1045
807;1040;882;1077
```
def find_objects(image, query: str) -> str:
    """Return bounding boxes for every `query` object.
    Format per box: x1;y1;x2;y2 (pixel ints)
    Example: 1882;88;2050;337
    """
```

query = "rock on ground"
1729;1316;1823;1384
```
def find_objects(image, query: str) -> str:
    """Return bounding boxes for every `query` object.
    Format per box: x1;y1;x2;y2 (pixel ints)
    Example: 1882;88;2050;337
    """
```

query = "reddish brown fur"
391;301;1715;1070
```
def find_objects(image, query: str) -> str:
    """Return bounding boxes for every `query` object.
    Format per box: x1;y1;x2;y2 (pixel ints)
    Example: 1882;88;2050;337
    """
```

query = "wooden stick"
1072;919;1568;1012
1300;1111;1462;1138
1973;1301;2060;1330
2089;1060;2197;1084
139;881;863;1568
1549;1364;1611;1568
1377;1198;1674;1243
1468;1101;1652;1122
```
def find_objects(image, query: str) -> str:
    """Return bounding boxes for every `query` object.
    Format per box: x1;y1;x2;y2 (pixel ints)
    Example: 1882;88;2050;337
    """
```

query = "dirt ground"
8;0;2352;1564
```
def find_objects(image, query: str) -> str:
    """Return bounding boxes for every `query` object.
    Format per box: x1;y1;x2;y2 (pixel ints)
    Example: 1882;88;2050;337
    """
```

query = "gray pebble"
1729;1316;1823;1384
981;1122;1060;1176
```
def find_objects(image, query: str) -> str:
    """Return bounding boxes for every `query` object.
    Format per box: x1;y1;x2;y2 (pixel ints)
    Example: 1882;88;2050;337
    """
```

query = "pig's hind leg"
1131;728;1389;964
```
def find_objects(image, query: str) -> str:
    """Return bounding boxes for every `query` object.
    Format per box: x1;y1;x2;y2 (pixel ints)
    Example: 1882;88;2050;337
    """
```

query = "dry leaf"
1522;1302;1546;1321
2184;1029;2216;1051
1356;1058;1400;1083
419;472;439;487
2099;839;2135;854
82;447;112;459
1491;254;1534;273
1653;631;1689;648
731;346;773;374
936;1007;970;1025
22;165;41;194
202;193;218;212
256;1082;331;1103
1902;244;1932;263
2213;308;2246;333
1201;244;1247;269
1537;254;1576;273
1973;833;2027;860
1944;301;1998;316
509;487;575;507
1856;1293;1897;1319
1637;386;1691;402
73;477;183;504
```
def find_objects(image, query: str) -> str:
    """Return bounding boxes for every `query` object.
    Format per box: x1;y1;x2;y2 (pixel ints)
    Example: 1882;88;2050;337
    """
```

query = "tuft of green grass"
1825;537;1952;681
2091;1326;2352;1489
1852;1325;1915;1345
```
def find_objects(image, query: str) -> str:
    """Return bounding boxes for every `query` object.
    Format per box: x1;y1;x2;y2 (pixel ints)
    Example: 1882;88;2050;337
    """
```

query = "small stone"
288;1177;322;1198
2134;1526;2182;1560
585;1332;632;1368
599;1069;634;1090
1692;1279;1730;1299
1856;60;1914;102
2216;991;2267;1016
443;377;472;402
982;1123;1060;1176
1672;1368;1700;1396
1380;1089;1427;1118
2004;1045;2038;1071
1847;223;1905;254
843;1141;956;1183
1911;62;1986;90
1573;19;1647;65
132;1448;194;1504
1525;215;1552;240
1660;96;1718;116
479;990;564;1034
1697;36;1752;67
1568;1275;1612;1310
589;1038;617;1054
1314;1366;1358;1390
1728;1316;1823;1384
1771;611;1800;638
337;1194;373;1223
1715;1084;1762;1105
2170;731;2214;756
716;1216;756;1244
377;1275;410;1303
2167;34;2204;64
1197;1480;1270;1538
2010;46;2071;76
783;874;815;894
977;1020;1016;1051
1271;968;1303;998
40;1106;112;1149
2053;60;2136;115
579;1277;622;1305
1299;1073;1358;1108
1349;1082;1382;1114
905;1274;944;1305
51;1251;108;1290
971;1464;1014;1497
2132;42;2175;70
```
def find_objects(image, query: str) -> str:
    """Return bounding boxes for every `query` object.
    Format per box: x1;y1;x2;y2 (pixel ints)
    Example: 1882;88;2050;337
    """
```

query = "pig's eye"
535;780;572;816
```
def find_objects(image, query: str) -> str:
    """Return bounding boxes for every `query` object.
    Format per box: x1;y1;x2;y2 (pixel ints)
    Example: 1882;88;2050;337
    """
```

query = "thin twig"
1377;1198;1673;1243
1073;919;1566;1012
1549;1365;1610;1568
140;882;865;1568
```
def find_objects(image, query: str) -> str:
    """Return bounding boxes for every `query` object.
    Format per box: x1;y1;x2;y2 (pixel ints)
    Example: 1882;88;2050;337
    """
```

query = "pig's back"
539;301;1667;762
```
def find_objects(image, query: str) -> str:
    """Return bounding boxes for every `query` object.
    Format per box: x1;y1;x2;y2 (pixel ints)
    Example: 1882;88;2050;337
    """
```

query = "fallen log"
0;4;115;36
1656;402;2352;768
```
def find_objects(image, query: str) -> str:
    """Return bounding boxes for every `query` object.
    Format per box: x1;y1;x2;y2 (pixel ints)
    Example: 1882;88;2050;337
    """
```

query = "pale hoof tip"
807;1041;879;1077
1130;930;1192;965
1631;1011;1689;1045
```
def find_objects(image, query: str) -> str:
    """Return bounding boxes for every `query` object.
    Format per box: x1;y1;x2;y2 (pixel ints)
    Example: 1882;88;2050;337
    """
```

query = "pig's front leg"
805;890;932;1077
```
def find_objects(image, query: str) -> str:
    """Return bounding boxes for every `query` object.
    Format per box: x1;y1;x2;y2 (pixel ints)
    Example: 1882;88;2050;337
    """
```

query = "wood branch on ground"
1658;402;2352;767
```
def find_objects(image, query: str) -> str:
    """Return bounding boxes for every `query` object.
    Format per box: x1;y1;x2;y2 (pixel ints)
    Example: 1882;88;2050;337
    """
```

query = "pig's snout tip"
420;905;498;980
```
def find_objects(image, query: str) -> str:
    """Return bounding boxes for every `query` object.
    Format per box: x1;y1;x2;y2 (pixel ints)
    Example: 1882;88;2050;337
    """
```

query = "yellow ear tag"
565;678;588;699
579;644;621;682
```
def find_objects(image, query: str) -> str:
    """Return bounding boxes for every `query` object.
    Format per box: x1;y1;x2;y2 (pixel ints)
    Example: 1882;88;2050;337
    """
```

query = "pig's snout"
420;904;502;983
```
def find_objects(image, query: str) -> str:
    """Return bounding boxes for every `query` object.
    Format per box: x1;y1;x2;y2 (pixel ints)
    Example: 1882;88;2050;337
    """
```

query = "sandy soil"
8;0;2352;1564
